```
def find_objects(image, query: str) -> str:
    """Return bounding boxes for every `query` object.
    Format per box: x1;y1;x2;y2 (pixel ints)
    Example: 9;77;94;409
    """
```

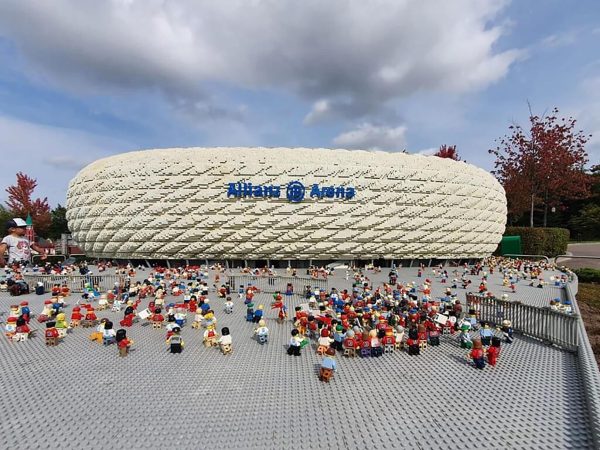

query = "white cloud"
540;31;579;49
332;123;407;151
0;115;136;206
0;0;521;122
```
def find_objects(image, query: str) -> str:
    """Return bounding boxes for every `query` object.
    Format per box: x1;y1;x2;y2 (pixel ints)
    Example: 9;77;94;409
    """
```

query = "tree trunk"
543;189;549;227
530;193;535;227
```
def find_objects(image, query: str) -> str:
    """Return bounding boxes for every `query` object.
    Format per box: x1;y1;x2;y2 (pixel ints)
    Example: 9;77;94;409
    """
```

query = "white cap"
7;218;27;228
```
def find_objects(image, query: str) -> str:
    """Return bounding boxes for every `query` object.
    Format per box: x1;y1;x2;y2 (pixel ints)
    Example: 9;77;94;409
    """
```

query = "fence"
23;273;126;294
228;274;328;297
466;293;579;352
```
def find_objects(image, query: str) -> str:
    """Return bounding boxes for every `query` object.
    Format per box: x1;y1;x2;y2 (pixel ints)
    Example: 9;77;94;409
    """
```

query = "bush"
574;268;600;283
504;226;570;257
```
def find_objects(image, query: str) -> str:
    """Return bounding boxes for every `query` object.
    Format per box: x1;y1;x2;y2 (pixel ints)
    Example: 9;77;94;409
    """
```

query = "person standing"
0;218;47;267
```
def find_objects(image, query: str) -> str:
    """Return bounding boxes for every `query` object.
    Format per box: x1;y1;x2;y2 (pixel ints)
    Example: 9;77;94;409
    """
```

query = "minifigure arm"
31;243;48;260
0;242;7;267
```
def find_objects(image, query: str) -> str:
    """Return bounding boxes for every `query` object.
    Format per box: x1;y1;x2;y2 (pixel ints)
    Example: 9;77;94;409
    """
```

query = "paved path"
562;243;600;269
0;265;593;449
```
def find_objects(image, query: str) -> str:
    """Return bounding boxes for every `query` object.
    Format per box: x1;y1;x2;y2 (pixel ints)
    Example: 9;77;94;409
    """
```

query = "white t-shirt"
1;235;31;263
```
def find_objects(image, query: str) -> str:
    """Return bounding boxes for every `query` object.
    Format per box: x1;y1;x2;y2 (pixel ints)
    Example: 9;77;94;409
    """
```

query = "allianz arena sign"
66;147;507;260
227;181;356;202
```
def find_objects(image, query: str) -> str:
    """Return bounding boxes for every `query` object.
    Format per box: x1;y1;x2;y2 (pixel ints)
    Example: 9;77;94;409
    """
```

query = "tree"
434;145;461;161
489;107;591;227
5;172;51;237
569;204;600;241
0;205;12;229
48;204;70;240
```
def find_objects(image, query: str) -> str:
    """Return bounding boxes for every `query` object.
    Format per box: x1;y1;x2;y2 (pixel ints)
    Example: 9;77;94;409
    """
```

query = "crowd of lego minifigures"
2;257;574;383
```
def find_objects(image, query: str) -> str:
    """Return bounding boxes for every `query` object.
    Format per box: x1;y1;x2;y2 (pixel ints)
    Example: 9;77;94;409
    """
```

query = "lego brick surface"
0;265;593;450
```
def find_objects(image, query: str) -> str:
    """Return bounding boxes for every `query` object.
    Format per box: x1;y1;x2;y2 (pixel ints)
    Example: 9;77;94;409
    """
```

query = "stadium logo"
227;181;355;202
286;181;305;202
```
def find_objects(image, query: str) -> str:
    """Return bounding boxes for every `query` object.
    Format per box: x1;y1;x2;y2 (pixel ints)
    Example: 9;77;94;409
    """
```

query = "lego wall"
65;147;507;260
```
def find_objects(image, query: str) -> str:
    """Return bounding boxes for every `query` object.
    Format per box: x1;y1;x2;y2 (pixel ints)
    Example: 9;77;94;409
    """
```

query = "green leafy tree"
48;204;70;240
569;204;600;241
0;205;12;231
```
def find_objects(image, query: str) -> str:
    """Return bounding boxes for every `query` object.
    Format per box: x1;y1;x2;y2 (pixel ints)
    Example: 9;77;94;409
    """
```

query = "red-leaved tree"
489;107;591;227
434;145;461;161
5;172;51;237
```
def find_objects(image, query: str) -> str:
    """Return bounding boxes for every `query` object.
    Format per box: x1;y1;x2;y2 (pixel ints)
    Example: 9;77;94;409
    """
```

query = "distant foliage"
434;145;461;161
5;172;51;236
573;268;600;283
504;226;570;257
569;204;600;241
490;107;590;227
48;204;70;240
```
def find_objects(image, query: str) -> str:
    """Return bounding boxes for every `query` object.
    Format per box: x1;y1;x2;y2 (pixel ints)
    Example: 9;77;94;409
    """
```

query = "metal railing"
466;293;579;352
228;274;328;296
23;273;126;293
555;255;600;265
502;254;550;262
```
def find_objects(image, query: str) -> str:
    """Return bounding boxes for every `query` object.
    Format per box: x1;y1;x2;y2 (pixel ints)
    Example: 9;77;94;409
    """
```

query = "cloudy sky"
0;0;599;206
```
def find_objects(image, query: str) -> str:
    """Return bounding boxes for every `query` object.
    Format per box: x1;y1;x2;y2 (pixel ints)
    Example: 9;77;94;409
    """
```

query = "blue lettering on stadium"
227;181;355;201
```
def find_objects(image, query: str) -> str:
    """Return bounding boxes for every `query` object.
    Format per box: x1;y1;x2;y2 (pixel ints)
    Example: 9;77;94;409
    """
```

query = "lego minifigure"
287;329;302;356
37;300;53;323
218;327;233;355
246;303;255;322
254;319;269;344
253;304;264;323
203;324;218;348
8;304;19;320
500;319;514;344
487;336;501;366
394;325;405;350
381;327;396;353
70;306;83;327
469;339;485;369
317;329;333;355
98;294;109;310
343;329;357;357
5;316;17;339
191;308;203;329
45;321;59;346
319;347;337;382
150;308;165;329
55;312;69;338
360;330;372;357
19;301;30;323
224;297;234;314
479;322;493;346
202;310;217;329
13;316;31;341
369;329;383;357
116;329;133;357
103;321;117;345
89;319;108;343
407;327;420;355
459;323;473;349
168;326;184;353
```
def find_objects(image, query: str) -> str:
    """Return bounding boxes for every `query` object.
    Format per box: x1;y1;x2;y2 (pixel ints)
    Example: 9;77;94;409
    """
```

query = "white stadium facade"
65;147;507;266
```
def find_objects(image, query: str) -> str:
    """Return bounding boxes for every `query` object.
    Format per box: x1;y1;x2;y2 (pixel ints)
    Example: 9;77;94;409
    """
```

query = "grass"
577;282;600;367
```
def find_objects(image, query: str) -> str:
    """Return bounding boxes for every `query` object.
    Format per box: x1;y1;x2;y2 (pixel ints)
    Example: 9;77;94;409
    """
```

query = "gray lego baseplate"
0;264;595;449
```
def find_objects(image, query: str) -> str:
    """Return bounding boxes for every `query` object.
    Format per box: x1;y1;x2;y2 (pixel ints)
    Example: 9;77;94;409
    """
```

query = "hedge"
504;227;570;258
573;268;600;283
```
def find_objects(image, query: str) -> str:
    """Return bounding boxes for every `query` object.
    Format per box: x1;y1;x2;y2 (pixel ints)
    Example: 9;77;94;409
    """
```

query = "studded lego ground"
0;266;594;449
